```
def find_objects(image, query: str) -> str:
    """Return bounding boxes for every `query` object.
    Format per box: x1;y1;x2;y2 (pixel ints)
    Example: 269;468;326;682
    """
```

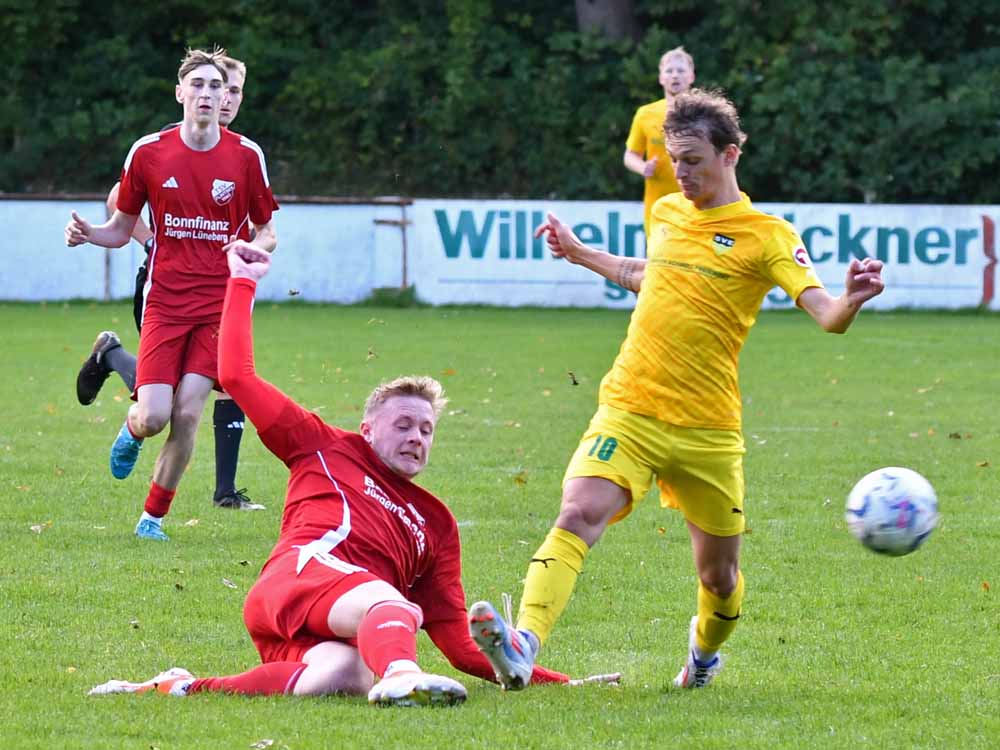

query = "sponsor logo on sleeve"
793;246;812;267
211;179;236;206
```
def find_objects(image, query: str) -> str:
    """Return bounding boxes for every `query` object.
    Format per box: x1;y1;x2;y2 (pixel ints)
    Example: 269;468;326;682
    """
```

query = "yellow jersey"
625;98;680;234
599;192;823;430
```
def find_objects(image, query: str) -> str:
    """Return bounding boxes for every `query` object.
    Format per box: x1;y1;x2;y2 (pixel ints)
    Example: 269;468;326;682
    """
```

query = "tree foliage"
3;0;999;202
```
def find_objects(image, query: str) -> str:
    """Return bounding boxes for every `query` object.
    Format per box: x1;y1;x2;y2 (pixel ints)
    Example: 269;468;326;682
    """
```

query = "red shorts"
243;549;380;663
134;315;221;392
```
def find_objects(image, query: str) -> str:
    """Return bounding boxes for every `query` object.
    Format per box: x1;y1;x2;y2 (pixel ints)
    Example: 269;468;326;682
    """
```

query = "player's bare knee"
133;409;169;436
699;564;739;598
556;495;612;543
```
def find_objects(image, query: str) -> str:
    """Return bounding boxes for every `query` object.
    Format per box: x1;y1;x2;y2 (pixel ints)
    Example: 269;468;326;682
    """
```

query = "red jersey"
218;278;569;685
117;127;278;322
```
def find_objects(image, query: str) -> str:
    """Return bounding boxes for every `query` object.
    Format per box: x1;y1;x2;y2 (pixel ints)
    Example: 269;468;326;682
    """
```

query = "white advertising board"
4;198;997;310
410;200;1000;310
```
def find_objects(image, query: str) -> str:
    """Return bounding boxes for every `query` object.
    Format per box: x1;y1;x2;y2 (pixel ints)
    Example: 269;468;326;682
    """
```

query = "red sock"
356;600;422;678
126;419;143;441
188;662;307;696
143;481;176;518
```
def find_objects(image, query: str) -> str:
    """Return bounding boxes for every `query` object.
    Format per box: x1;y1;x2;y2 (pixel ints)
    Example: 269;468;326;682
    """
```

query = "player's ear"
175;84;183;104
723;144;740;167
360;420;373;443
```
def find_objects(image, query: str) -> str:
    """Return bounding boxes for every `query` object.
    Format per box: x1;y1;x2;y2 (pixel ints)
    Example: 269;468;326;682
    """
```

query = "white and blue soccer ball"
845;467;938;556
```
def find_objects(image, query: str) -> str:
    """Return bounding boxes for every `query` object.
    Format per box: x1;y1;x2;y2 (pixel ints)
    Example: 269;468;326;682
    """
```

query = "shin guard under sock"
516;527;589;646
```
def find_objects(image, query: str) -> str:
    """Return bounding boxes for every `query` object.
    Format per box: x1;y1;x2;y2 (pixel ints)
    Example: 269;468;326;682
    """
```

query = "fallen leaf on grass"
367;347;377;361
222;578;238;590
30;521;53;534
184;519;200;527
982;581;990;592
239;560;251;566
567;371;579;386
66;666;77;673
977;460;990;468
541;389;552;397
251;741;275;750
441;367;457;376
512;470;528;486
174;582;184;591
657;527;666;535
129;619;140;629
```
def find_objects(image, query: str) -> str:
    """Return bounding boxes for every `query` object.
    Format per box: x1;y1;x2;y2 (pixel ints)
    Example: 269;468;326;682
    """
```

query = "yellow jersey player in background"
623;46;696;235
470;88;885;690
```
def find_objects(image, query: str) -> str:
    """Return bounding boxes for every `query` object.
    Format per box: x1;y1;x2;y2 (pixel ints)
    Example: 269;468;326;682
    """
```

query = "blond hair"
177;47;229;83
363;376;449;419
221;55;247;84
659;45;694;72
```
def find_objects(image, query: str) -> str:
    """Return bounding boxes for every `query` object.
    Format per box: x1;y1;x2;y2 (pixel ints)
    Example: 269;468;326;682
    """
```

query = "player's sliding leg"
212;395;263;510
359;600;466;706
322;580;465;706
90;663;312;697
471;476;628;690
674;522;743;688
77;331;138;404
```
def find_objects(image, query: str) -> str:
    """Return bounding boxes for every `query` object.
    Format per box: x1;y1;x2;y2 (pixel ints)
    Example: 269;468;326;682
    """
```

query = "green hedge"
3;0;999;202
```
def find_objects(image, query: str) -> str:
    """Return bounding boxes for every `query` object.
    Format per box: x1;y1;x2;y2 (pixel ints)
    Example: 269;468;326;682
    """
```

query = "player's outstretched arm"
797;258;885;334
534;212;646;292
65;209;139;248
218;247;289;434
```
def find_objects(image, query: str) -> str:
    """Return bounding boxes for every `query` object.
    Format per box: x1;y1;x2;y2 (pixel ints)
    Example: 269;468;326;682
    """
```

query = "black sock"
213;399;245;500
104;346;137;391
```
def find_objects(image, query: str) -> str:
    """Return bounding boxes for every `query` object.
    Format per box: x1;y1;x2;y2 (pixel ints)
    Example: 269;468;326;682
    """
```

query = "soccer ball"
845;467;938;556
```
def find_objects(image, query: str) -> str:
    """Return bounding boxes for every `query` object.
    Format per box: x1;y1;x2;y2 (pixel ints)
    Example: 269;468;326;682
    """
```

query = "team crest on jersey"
712;233;736;255
211;179;236;206
793;246;813;267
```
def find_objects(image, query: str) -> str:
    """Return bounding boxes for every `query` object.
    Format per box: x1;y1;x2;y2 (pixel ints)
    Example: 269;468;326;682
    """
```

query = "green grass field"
1;302;997;749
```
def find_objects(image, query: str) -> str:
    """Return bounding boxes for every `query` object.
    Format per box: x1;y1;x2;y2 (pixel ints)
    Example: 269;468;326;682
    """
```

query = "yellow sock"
696;570;745;654
516;527;589;646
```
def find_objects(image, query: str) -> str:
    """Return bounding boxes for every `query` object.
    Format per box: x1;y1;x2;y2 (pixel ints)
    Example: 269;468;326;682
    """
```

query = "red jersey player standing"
88;244;620;706
64;48;278;541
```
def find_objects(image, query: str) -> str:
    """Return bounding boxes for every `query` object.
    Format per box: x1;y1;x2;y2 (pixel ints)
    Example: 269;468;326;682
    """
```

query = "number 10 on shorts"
587;435;619;461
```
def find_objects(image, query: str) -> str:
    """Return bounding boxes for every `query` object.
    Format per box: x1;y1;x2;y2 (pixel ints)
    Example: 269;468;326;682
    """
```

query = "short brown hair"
665;88;747;152
221;55;247;84
177;47;229;84
363;376;449;420
659;46;694;71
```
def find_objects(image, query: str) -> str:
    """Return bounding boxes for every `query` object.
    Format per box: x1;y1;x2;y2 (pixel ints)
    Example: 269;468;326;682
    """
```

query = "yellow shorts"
563;404;746;536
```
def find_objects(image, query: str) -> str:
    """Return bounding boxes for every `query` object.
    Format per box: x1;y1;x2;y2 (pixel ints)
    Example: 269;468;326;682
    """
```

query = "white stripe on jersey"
239;135;271;188
294;449;353;574
122;132;162;175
